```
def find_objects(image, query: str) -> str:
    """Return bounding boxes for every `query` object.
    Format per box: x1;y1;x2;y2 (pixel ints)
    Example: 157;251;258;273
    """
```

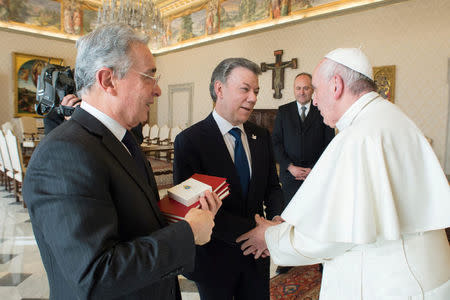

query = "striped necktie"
300;106;307;122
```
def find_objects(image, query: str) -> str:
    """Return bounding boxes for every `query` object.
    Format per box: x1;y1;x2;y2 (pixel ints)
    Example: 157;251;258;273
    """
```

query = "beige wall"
0;30;76;124
155;0;450;165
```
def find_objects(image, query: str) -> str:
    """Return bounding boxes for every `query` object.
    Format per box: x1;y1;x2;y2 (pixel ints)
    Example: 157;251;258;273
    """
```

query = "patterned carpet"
148;158;173;189
270;264;322;300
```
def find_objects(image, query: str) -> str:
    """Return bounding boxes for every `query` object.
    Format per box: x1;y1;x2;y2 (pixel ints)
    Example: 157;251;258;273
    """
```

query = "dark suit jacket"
43;109;64;135
44;109;144;144
24;108;195;300
272;101;334;203
173;113;283;282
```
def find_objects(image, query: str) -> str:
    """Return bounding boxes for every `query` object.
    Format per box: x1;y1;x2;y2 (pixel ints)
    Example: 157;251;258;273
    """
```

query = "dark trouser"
280;179;303;206
195;265;269;300
186;240;269;300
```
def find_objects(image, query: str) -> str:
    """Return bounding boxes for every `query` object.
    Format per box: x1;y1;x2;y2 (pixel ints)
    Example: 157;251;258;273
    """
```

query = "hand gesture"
236;214;278;259
288;165;311;181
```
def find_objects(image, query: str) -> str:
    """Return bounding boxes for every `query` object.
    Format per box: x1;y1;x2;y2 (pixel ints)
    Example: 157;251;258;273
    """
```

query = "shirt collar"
296;100;311;116
296;100;311;111
335;91;379;131
212;109;245;136
80;101;127;141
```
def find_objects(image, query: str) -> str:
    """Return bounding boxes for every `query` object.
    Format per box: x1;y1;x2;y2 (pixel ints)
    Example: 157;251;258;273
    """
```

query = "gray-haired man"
24;24;221;299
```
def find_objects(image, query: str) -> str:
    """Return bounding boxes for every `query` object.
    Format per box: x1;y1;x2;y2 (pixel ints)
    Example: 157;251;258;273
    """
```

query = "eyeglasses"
135;70;161;85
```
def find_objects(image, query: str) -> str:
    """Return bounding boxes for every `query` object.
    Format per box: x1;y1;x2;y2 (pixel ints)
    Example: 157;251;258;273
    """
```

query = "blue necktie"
122;130;149;181
229;128;250;197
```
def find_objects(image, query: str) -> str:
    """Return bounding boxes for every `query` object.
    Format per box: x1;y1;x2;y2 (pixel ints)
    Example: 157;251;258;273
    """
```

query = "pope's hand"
236;214;278;259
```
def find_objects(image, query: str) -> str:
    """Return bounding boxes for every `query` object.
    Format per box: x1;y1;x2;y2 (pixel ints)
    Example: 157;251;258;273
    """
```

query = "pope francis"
237;48;450;299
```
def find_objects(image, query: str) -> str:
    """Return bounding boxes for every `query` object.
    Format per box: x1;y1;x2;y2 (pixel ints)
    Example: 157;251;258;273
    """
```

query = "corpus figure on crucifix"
261;50;297;99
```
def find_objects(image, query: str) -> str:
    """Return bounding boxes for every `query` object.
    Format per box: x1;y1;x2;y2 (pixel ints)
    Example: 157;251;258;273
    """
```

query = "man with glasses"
23;24;221;300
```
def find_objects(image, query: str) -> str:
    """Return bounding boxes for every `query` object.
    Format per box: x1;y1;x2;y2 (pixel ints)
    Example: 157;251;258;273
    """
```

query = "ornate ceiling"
84;0;207;18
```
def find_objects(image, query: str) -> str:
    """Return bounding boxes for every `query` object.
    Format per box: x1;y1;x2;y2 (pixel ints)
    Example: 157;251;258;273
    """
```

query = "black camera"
36;64;78;117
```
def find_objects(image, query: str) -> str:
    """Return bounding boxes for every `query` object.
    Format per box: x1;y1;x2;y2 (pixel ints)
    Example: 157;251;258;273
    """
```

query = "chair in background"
141;125;173;160
19;116;39;140
2;122;14;134
18;117;40;156
141;124;150;144
155;125;171;159
0;130;14;192
167;126;182;162
5;129;26;206
158;125;171;146
148;124;159;145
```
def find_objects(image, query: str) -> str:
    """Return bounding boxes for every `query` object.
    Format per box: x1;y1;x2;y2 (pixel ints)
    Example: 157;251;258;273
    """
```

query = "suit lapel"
71;109;165;226
205;114;238;179
288;102;302;134
302;105;319;132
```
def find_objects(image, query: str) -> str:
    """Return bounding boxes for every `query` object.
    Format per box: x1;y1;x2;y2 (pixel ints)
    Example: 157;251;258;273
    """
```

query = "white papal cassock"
266;92;450;299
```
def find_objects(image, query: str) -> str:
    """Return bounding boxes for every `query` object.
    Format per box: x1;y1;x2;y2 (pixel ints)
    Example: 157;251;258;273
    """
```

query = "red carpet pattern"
270;264;322;300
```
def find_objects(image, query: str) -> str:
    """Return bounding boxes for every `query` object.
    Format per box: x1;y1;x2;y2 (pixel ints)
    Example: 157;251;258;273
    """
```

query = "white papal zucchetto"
325;47;373;79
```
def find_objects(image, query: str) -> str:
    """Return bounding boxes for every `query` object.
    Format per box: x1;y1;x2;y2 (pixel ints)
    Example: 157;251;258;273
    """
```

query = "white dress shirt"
80;101;129;152
296;100;311;118
212;109;252;176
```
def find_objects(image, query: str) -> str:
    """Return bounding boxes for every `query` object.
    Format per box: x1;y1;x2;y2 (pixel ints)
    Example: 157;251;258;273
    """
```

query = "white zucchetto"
325;48;373;79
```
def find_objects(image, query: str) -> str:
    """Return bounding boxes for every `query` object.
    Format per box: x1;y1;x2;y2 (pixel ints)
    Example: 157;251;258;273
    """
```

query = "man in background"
272;72;334;205
24;24;221;299
173;58;284;300
237;48;450;299
271;73;334;274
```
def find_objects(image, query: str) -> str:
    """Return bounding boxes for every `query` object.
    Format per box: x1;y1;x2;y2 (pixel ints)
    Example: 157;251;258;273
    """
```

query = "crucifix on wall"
261;50;297;99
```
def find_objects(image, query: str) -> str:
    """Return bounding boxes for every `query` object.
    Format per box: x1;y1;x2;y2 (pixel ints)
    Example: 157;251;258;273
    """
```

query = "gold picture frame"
13;52;64;117
373;65;396;103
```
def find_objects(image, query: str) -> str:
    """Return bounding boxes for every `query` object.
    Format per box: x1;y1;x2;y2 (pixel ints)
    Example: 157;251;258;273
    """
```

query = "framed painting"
13;52;64;117
373;65;396;103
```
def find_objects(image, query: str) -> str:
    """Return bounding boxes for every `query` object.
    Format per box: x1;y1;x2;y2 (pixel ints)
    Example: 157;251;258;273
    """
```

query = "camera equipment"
36;64;78;117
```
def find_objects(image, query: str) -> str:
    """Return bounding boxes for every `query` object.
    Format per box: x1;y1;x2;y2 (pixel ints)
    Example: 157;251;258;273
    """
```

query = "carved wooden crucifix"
261;50;297;99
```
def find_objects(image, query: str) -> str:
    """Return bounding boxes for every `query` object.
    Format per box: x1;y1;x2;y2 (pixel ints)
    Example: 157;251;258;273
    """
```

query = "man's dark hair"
209;58;261;102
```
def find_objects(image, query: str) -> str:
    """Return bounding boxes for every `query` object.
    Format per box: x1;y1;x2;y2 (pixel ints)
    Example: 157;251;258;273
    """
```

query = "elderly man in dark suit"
173;58;284;300
23;24;221;300
272;72;335;205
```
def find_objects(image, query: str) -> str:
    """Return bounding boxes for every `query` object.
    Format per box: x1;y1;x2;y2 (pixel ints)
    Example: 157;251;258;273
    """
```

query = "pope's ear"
332;74;344;99
96;67;118;96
